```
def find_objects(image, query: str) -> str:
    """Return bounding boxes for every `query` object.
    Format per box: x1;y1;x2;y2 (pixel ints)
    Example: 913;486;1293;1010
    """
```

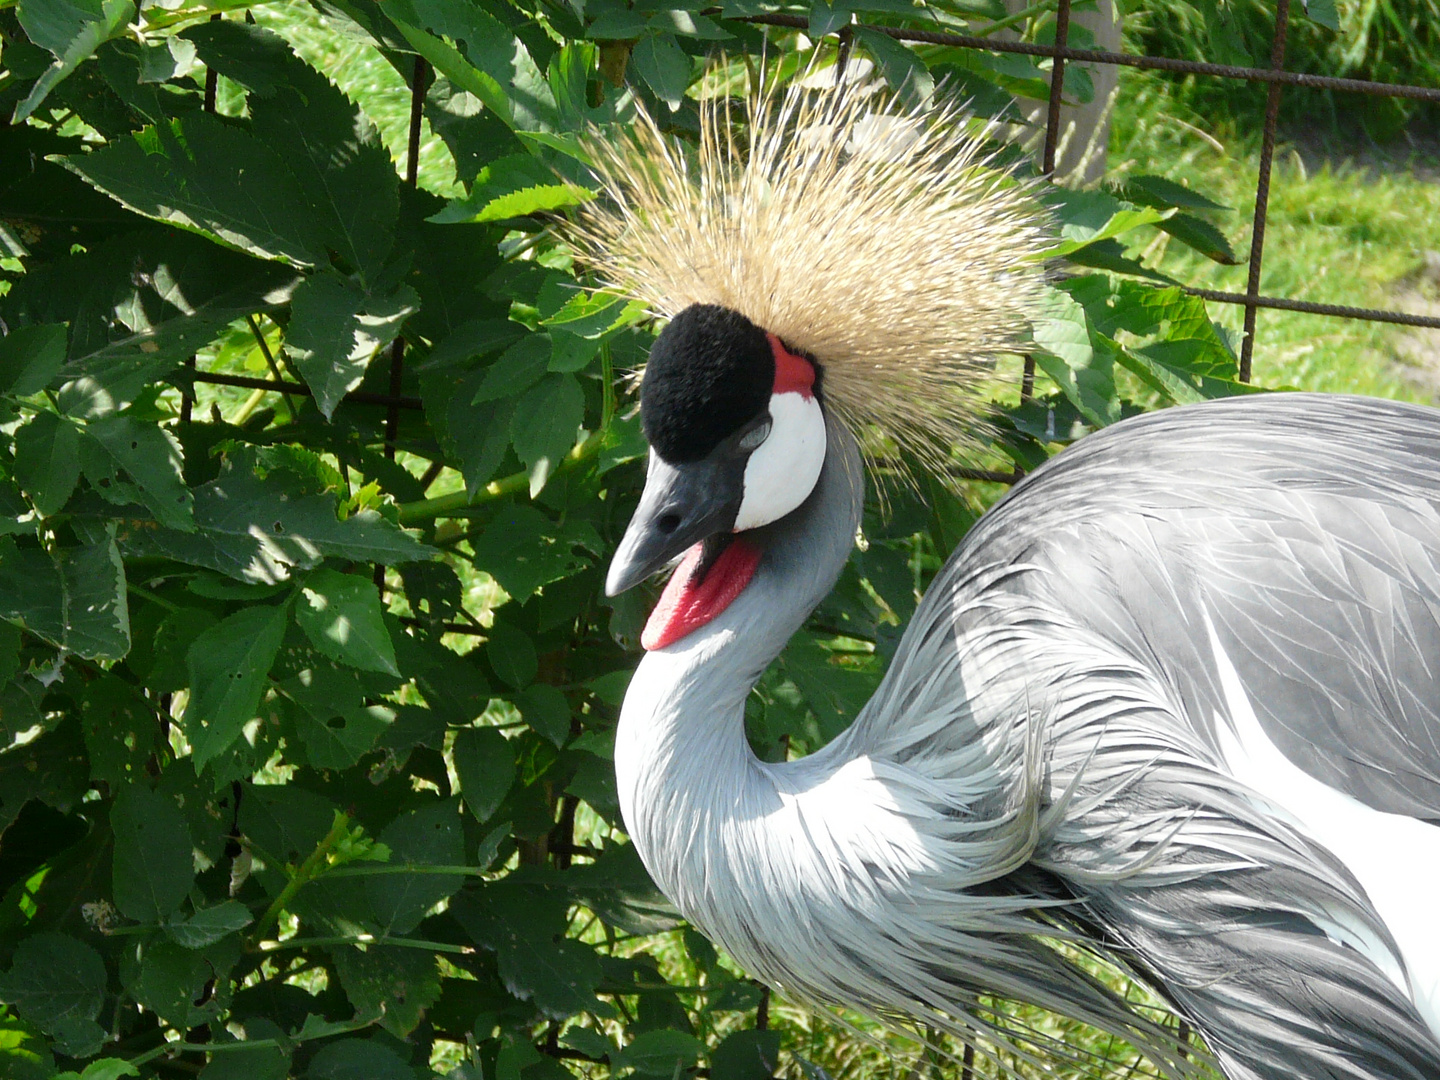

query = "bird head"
605;304;828;648
576;66;1054;650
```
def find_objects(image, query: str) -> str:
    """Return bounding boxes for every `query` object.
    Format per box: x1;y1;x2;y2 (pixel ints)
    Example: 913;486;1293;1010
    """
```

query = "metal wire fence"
182;1;1440;443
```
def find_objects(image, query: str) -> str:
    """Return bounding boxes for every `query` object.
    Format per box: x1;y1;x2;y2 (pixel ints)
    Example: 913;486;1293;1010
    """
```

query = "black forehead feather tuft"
641;304;775;463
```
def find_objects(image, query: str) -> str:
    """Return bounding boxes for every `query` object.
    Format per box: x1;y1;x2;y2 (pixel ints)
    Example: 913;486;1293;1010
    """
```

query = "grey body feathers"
616;394;1440;1080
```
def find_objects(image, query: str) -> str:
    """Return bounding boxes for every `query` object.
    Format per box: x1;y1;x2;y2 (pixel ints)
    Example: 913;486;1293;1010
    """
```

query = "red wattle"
767;335;815;398
641;538;762;651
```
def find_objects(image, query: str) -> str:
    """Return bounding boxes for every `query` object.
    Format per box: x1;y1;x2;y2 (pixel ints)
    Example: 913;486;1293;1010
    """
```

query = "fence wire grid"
181;0;1440;455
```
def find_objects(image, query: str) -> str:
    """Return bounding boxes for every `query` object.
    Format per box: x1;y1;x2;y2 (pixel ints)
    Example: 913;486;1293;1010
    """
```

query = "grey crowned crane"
571;76;1440;1080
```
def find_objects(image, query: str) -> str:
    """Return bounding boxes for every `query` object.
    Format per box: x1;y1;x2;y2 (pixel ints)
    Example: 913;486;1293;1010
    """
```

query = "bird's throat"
641;535;761;650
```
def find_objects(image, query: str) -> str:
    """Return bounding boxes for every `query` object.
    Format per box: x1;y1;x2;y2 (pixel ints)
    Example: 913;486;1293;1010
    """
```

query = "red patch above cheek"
641;538;762;651
767;334;815;399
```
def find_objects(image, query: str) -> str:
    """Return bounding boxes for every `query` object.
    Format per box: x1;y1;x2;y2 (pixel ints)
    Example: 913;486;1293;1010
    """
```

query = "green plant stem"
126;582;181;612
396;427;607;525
972;0;1057;37
251;812;351;941
323;863;489;877
259;935;475;954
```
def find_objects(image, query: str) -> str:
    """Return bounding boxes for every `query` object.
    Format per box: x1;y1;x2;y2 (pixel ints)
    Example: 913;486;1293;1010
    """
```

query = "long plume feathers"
570;69;1052;481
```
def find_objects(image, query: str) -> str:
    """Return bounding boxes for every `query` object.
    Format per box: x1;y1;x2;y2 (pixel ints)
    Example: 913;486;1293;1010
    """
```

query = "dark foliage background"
0;0;1336;1076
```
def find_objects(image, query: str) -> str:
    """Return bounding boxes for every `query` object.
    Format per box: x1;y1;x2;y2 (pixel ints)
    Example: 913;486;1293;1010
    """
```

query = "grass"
1107;67;1440;400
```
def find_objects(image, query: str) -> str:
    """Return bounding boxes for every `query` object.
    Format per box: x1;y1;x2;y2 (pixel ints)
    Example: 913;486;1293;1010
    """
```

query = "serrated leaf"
124;940;221;1028
387;0;557;131
58;115;322;265
198;1022;288;1080
430;155;592;225
286;272;417;419
809;0;854;38
306;1039;412;1080
113;450;432;583
471;333;551;403
83;415;194;530
237;24;399;285
511;373;584;496
452;884;603;1018
1043;188;1171;257
1031;286;1119;427
1156;211;1241;265
0;531;129;659
184;602;288;768
1118;174;1229;213
631;32;691;109
14;411;79;516
368;802;465;934
297;568;399;676
0;933;106;1044
542;292;645;340
469;503;602;602
587;7;649;37
112;783;194;922
452;726;516;823
854;28;933;107
0;323;67;396
13;0;135;121
517;683;570;746
165;901;254;948
331;946;440;1037
613;1030;705;1075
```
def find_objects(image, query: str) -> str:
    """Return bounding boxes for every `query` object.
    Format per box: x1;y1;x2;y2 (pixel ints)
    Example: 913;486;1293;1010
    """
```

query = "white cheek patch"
733;391;827;531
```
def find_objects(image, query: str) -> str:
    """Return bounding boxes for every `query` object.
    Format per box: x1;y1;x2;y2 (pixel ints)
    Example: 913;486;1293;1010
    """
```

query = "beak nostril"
657;512;682;535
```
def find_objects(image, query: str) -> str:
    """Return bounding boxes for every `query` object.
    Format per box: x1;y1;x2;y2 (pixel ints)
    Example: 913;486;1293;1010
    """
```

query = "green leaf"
114;450;433;583
297;568;399;676
184;602;289;768
197;1021;289;1080
1302;0;1340;30
452;726;517;823
14;411;79;516
59;115;322;265
0;933;106;1052
1117;174;1229;213
368;801;465;934
13;0;135;121
631;32;691;110
82;415;194;531
0;323;67;396
165;901;254;948
306;1039;412;1080
854;28;933;107
486;620;537;689
469;503;602;602
331;946;441;1037
1031;286;1119;427
386;0;556;131
542;292;645;340
1156;211;1241;265
587;7;649;37
613;1029;705;1074
471;333;551;404
112;783;194;922
430;155;592;225
1043;188;1170;257
511;373;584;496
452;882;603;1018
809;0;854;38
238;25;400;285
286;272;417;419
0;532;130;660
0;1006;54;1080
124;940;223;1028
517;683;570;746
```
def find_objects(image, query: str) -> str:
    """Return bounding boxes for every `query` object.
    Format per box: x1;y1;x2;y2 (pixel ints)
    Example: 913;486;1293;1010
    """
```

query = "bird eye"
738;419;772;453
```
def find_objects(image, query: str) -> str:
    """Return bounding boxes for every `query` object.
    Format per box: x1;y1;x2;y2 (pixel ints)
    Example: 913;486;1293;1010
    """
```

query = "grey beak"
605;454;745;596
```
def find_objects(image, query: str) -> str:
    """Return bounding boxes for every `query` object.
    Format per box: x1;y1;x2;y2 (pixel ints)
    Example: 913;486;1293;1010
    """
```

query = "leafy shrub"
0;0;1247;1077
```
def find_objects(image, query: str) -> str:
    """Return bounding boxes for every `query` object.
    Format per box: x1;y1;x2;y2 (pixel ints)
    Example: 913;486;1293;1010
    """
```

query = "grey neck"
614;414;865;915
